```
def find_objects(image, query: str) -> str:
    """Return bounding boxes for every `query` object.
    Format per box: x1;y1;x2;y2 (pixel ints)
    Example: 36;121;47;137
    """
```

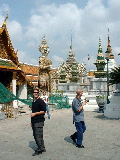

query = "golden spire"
108;28;110;46
2;12;8;27
105;28;114;59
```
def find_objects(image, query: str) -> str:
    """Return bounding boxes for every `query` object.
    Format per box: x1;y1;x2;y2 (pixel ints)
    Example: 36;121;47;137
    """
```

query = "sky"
0;0;120;71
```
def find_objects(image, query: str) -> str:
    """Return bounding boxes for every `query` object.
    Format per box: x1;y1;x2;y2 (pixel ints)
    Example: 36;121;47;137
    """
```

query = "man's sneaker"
70;135;76;143
36;148;46;152
42;148;46;152
76;144;84;148
32;150;42;156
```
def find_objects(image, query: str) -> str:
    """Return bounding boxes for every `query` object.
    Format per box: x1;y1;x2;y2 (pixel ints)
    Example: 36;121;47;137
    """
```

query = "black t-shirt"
31;98;46;123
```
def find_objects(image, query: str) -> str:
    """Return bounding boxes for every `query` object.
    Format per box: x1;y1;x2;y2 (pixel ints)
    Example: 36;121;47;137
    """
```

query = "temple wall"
18;83;27;99
56;83;80;93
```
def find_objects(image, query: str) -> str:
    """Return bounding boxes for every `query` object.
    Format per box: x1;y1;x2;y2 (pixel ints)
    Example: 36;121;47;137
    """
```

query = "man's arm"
30;111;45;117
77;101;87;112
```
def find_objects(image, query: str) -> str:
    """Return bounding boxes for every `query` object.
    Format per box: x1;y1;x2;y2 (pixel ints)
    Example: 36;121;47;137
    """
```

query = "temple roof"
0;58;21;72
0;15;19;65
19;63;39;86
0;16;20;72
19;63;39;75
0;16;34;87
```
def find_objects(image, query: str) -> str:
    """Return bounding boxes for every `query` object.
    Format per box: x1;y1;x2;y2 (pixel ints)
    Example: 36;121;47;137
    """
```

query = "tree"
109;66;120;85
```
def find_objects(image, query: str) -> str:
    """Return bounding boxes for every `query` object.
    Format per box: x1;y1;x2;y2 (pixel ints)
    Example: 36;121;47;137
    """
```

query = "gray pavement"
0;108;120;160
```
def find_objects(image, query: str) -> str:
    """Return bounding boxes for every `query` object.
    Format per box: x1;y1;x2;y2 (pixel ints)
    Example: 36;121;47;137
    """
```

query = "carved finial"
108;28;109;35
2;12;8;27
108;28;110;42
16;50;18;57
71;30;72;49
5;11;8;20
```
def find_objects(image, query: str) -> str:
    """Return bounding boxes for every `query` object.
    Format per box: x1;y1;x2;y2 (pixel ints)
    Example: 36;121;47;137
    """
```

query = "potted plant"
96;95;106;113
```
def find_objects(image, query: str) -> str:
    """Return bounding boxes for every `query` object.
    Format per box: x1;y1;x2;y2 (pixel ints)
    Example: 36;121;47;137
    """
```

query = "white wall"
18;83;27;99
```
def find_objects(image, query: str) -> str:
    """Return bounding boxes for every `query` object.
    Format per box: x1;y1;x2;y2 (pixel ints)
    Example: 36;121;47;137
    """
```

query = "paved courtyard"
0;108;120;160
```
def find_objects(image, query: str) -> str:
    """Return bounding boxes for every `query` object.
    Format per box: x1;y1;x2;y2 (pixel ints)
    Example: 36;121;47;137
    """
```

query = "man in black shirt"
30;89;46;156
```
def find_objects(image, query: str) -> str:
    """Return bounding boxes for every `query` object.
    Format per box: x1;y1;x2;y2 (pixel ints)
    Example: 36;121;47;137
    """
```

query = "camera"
84;99;89;102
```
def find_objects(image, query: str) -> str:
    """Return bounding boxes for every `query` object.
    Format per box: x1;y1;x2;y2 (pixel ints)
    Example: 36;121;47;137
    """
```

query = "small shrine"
94;37;106;78
59;61;67;83
51;37;87;93
54;43;87;85
38;35;52;92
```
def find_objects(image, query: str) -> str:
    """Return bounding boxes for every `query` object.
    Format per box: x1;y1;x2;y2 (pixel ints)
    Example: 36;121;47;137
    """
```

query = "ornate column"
12;72;16;96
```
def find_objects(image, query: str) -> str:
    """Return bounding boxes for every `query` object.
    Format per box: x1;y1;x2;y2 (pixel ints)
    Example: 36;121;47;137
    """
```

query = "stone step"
84;104;99;111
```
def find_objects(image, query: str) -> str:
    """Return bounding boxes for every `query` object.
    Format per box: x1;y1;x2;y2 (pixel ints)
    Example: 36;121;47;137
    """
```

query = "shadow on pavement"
113;143;120;147
93;113;119;120
64;136;76;145
28;141;37;151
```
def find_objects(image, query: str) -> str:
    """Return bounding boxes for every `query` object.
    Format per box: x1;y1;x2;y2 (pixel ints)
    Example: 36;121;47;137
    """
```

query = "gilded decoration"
0;14;18;65
39;56;52;91
39;56;52;69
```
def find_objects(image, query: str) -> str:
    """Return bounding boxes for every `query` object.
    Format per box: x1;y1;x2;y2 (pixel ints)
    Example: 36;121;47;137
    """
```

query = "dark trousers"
72;121;86;145
32;122;45;151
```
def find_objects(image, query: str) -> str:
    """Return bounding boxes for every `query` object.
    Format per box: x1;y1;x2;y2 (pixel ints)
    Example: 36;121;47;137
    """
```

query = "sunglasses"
33;92;39;93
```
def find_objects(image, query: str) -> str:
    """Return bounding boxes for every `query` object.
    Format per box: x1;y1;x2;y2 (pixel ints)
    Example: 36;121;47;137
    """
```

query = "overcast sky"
0;0;120;70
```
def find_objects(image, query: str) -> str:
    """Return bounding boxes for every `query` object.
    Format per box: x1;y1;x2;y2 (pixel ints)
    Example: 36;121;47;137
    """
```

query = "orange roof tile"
19;63;39;75
26;75;38;81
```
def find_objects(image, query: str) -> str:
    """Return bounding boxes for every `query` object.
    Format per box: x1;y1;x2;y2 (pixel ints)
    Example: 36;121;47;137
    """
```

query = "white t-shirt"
41;95;48;104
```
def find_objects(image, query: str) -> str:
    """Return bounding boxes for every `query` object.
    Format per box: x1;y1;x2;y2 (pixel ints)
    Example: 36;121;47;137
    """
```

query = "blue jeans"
46;105;50;119
72;121;86;145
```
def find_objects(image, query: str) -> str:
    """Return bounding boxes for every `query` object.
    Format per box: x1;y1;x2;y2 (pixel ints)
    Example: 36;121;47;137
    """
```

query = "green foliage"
96;95;105;99
109;66;120;85
96;95;106;105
